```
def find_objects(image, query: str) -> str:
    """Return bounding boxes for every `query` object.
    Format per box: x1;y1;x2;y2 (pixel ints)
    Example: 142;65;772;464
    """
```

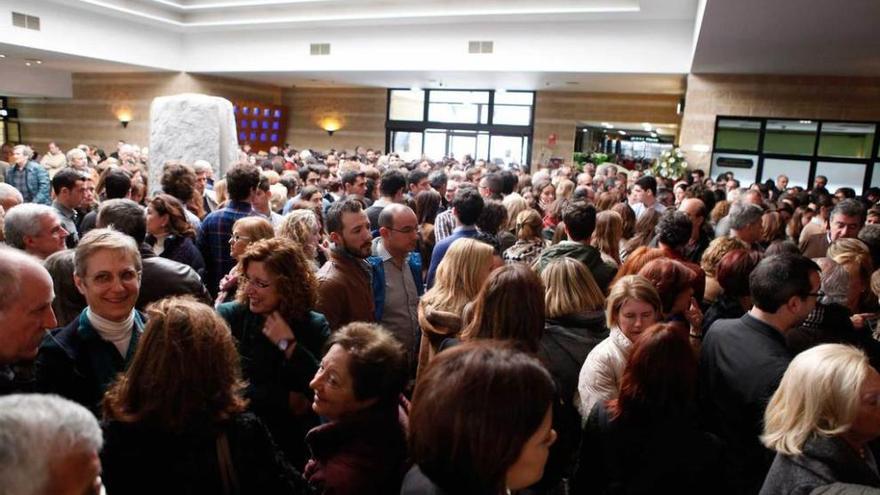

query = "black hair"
451;186;485;226
379;170;407;197
562;201;597;242
51;168;85;195
104;169;133;199
635;176;658;196
655;211;692;250
225;163;262;202
325;198;364;235
749;254;820;313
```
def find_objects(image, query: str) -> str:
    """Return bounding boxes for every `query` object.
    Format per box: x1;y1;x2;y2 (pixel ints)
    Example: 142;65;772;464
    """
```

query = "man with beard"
316;198;375;330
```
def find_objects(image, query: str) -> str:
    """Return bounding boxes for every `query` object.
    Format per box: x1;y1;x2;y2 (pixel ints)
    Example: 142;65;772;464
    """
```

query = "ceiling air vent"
468;41;493;54
11;12;40;30
310;43;330;56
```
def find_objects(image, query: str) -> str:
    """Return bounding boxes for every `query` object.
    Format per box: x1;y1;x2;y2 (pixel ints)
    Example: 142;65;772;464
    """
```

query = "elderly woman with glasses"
35;228;145;414
217;237;330;467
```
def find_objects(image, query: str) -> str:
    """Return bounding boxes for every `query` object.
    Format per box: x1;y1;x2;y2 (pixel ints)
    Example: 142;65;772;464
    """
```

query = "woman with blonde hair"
760;344;880;493
828;238;875;314
417;238;495;377
503;209;546;266
276;209;324;267
576;275;662;419
556;179;576;201
592;210;623;266
215;216;275;306
502;193;529;233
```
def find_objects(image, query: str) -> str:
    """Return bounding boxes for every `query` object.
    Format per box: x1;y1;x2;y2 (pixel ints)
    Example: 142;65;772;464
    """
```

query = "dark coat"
217;301;330;465
787;303;880;370
572;403;727;495
304;401;410;495
400;465;496;495
699;313;793;494
536;310;610;491
138;243;211;310
702;294;747;336
101;412;310;495
148;234;206;279
760;435;880;495
34;309;145;414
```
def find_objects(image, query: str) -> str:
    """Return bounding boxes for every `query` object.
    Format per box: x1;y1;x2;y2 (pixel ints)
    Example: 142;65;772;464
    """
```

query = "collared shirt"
433;209;456;242
631;201;667;219
374;239;420;364
53;200;79;247
8;163;28;201
197;200;255;297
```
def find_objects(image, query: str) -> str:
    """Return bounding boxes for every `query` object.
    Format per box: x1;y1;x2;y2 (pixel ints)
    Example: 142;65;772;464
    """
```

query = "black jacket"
572;403;728;495
760;435;880;495
147;234;206;279
787;303;880;370
138;243;211;310
34;309;145;414
702;295;747;336
101;412;309;495
699;313;793;495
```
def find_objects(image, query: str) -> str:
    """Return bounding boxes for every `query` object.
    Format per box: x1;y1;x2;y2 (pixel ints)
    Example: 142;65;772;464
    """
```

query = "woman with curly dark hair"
101;296;309;494
217;237;331;466
146;193;205;276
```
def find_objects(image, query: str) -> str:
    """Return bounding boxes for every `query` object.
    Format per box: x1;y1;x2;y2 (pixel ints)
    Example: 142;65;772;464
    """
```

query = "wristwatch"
278;339;291;351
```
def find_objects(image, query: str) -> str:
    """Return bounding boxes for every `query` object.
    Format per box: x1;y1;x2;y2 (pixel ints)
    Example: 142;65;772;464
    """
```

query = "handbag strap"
216;431;239;495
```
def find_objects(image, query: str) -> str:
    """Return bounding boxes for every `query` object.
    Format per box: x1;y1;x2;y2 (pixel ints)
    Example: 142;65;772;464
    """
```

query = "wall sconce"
117;109;132;129
320;117;341;136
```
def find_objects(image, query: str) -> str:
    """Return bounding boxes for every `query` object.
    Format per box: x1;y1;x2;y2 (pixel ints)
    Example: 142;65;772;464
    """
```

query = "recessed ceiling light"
565;81;579;86
25;61;31;67
618;130;627;135
0;54;6;58
601;122;613;129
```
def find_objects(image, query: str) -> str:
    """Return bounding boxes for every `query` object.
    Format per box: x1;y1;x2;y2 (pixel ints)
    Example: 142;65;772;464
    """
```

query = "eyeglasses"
230;233;251;243
387;226;417;234
240;274;272;289
806;290;825;299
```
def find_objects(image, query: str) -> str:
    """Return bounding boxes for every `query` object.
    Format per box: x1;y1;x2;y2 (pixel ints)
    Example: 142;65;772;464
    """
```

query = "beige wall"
282;87;387;153
679;74;880;170
8;72;283;154
532;91;682;166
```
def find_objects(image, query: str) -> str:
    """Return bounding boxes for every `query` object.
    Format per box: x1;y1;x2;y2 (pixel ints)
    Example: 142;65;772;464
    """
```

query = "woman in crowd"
556;179;575;201
576;275;662;419
415;189;442;273
502;193;529;236
217;237;330;466
535;178;557;217
503;209;546;266
145;193;205;276
595;192;618;212
611;202;636;242
101;297;307;494
761;211;785;249
417;238;494;377
592;210;623;267
620;208;660;261
299;185;324;208
637;258;703;338
828;238;875;315
215;216;274;306
304;323;410;494
276;209;324;269
761;344;880;494
709;200;730;227
703;249;762;335
700;236;749;307
477;200;515;254
573;323;725;494
403;343;557;494
609;246;665;288
787;206;815;242
35;229;145;414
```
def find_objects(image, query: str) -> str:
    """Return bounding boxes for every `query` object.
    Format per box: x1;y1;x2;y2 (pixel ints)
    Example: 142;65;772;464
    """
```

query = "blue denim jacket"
6;161;50;204
368;251;424;321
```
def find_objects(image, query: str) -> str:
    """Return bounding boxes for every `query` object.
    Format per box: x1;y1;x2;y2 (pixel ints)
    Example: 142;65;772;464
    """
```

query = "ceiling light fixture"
601;122;613;129
618;130;627;135
25;58;41;66
0;54;6;58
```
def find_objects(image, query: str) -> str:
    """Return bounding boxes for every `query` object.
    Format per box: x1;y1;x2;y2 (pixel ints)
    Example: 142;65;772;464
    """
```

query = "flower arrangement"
651;147;688;180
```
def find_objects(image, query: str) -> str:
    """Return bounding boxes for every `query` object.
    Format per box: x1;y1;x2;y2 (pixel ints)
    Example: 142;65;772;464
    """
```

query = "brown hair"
232;216;274;246
637;259;696;314
610;246;665;289
149;194;196;239
700;236;748;278
326;323;407;405
621;208;660;256
607;322;695;422
592;210;623;265
460;264;545;353
515;209;543;241
611;202;636;240
236;238;317;321
102;296;248;431
409;342;555;494
595;191;619;212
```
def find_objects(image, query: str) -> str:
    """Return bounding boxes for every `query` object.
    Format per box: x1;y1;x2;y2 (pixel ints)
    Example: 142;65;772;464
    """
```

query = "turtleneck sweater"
86;308;135;357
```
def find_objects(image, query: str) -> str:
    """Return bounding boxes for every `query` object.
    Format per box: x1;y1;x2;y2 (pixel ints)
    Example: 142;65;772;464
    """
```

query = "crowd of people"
2;139;880;494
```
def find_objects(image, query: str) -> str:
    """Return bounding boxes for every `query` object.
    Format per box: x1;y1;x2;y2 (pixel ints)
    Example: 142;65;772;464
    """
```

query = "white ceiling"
0;43;157;73
691;0;880;76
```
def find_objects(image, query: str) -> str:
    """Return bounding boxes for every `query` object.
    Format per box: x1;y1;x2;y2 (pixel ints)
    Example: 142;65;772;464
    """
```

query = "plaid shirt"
433;209;456;242
197;201;255;297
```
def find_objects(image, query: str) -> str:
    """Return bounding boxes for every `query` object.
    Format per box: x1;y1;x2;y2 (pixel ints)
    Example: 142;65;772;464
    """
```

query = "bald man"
0;247;57;394
678;197;714;262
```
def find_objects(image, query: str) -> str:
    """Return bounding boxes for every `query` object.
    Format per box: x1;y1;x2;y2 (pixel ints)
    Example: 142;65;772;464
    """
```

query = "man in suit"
800;199;864;259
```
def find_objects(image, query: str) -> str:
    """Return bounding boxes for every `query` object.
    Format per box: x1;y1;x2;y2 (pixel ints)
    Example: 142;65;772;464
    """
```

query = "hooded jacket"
534;241;617;293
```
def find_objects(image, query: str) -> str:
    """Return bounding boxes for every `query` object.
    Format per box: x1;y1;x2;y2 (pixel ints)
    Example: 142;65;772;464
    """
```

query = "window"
389;89;425;121
391;131;423;161
493;91;534;126
710;152;758;185
428;90;490;124
763;120;817;155
715;119;761;152
816;161;868;196
818;122;876;159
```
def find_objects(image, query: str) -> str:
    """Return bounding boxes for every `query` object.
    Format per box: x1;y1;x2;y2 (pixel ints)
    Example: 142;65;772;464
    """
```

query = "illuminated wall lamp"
321;118;341;136
117;110;132;129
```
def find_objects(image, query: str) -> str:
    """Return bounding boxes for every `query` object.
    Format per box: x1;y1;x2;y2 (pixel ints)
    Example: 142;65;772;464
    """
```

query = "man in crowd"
40;141;68;175
630;176;666;218
365;169;407;229
6;144;51;205
478;172;504;200
700;254;820;495
426;186;484;288
3;204;68;259
371;204;423;370
776;174;789;191
198;162;260;297
535;200;617;293
678;197;713;263
407;170;431;199
800;198;864;259
727;202;765;252
0;247;57;394
79;168;131;236
316;198;376;330
654;211;706;301
51;168;87;248
341;170;367;200
160;161;202;231
192;160;218;214
0;394;104;494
